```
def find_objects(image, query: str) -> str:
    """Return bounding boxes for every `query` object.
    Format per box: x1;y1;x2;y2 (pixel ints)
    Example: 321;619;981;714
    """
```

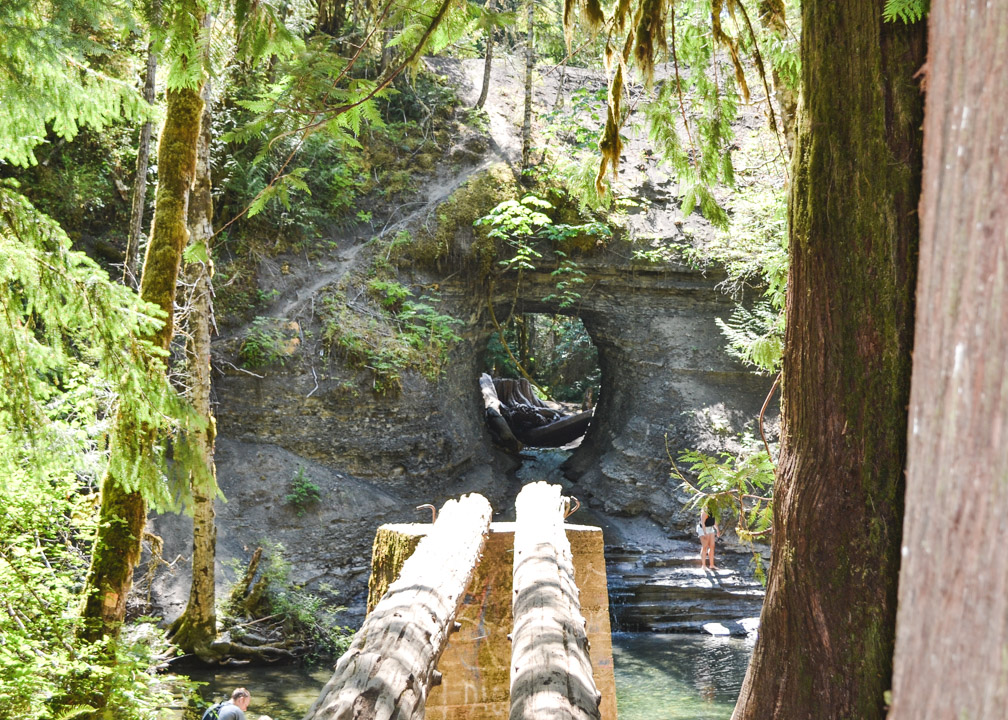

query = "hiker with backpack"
203;688;252;720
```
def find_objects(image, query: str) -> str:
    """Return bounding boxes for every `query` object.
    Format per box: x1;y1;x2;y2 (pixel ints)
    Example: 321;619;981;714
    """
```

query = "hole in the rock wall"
479;313;601;452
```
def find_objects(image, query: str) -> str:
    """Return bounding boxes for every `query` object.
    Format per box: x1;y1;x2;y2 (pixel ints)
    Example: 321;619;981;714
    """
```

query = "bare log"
510;482;601;720
481;373;523;452
514;409;593;448
304;493;493;720
479;373;504;413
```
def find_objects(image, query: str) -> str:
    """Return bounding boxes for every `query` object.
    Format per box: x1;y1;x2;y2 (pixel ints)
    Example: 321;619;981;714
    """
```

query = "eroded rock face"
170;227;774;624
149;56;777;624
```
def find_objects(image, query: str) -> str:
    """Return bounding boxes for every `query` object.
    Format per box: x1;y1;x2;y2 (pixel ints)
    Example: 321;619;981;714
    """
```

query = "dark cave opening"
480;313;602;452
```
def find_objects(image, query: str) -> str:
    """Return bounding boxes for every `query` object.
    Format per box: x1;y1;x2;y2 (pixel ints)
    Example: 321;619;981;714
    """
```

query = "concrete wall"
370;522;618;720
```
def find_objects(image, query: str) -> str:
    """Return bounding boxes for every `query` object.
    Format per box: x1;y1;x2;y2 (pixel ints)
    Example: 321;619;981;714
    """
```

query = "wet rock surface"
606;541;765;635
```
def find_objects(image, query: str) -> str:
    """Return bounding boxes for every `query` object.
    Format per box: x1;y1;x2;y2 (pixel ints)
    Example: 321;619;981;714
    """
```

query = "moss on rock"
400;163;518;273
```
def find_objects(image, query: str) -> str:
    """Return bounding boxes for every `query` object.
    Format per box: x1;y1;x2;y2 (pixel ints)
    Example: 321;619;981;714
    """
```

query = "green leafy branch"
883;0;928;23
669;433;775;543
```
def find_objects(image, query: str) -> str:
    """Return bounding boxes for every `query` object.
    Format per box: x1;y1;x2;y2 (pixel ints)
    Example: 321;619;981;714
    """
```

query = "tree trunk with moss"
78;83;205;644
521;0;534;171
888;2;1008;717
732;4;925;719
167;83;218;656
476;0;495;110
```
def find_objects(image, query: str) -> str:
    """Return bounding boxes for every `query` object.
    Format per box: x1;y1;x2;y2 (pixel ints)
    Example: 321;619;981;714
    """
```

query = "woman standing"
698;502;721;570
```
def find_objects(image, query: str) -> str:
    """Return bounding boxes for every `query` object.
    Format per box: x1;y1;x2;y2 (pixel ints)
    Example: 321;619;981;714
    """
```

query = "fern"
883;0;928;23
716;302;784;373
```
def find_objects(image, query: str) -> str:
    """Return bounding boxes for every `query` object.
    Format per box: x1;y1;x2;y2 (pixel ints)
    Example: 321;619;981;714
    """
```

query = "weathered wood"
480;373;504;413
514;410;593;448
304;494;492;720
481;373;523;452
510;483;601;720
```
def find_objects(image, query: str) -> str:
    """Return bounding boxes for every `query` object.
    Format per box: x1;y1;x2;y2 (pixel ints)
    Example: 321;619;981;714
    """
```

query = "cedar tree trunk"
732;2;925;719
78;83;205;643
888;1;1008;717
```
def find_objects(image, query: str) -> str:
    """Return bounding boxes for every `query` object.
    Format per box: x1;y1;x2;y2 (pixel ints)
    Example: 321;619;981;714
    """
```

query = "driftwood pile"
480;374;593;451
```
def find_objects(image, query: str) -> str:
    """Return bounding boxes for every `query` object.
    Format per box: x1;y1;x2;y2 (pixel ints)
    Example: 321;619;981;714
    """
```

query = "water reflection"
183;632;753;720
612;632;753;720
184;664;332;719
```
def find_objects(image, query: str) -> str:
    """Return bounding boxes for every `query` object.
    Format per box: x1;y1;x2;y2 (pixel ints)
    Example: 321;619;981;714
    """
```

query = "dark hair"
232;688;251;700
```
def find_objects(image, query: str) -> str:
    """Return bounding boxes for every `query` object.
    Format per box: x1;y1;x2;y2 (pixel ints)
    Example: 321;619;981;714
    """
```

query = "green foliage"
883;0;928;23
0;428;196;718
643;75;735;229
485;314;600;403
474;194;609;284
716;302;784;374
284;466;321;516
541;87;608;152
320;280;462;394
544;252;588;310
0;186;195;507
368;279;411;311
244;543;353;660
0;0;146;167
536;89;615;214
238;317;290;369
672;433;775;545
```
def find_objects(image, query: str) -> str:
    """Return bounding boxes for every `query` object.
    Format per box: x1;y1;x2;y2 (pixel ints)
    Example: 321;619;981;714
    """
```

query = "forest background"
1;0;1005;719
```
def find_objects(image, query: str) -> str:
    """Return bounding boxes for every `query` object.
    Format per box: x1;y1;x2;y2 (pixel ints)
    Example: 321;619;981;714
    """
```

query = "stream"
183;632;753;719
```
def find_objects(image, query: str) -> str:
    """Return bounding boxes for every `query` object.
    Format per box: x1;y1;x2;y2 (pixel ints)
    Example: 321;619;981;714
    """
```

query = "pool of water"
182;632;753;719
611;633;753;720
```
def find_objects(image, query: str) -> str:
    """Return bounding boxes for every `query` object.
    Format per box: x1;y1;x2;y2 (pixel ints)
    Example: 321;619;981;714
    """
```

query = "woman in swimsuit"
698;502;721;570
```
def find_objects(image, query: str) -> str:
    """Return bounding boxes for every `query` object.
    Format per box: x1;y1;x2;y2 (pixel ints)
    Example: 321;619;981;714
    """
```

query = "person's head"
231;688;251;711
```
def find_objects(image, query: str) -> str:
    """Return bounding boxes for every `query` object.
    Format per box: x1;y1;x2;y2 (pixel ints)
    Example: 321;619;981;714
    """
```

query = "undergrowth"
318;273;462;394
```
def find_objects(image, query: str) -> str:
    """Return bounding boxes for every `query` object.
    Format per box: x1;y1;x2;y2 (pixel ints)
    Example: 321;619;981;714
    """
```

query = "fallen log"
304;493;492;720
514;409;593;448
509;482;602;720
480;373;523;452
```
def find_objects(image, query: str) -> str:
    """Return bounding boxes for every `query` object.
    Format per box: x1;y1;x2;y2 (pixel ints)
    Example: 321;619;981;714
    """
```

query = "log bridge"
304;483;616;720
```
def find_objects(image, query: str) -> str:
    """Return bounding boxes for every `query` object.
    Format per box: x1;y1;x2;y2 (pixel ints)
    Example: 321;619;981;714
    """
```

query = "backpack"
201;699;227;720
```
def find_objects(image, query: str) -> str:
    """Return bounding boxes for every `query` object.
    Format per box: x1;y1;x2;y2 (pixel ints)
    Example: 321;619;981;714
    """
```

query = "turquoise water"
611;633;753;720
183;632;753;719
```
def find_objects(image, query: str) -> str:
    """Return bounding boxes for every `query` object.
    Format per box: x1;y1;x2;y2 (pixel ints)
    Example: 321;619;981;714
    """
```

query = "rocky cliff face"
149;57;774;630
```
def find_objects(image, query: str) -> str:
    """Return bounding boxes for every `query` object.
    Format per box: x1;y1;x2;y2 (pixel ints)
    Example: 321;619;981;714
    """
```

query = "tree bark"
304;494;492;720
757;0;797;156
317;0;348;36
510;482;600;720
78;81;205;644
732;3;925;719
124;0;160;289
168;79;218;656
521;0;534;171
475;0;496;110
888;2;1008;718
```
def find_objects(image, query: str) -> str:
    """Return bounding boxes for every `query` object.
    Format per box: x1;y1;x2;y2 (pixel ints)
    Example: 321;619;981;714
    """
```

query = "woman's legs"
700;533;714;568
708;534;717;570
